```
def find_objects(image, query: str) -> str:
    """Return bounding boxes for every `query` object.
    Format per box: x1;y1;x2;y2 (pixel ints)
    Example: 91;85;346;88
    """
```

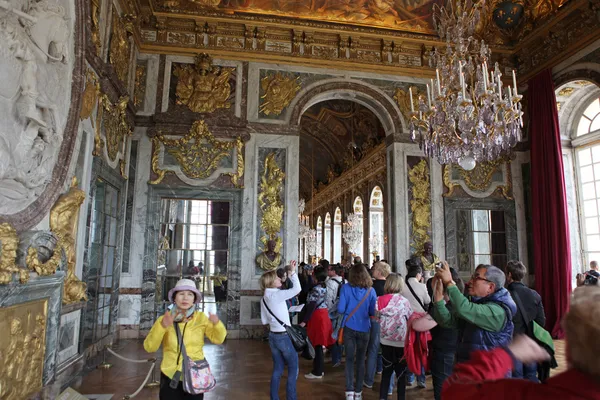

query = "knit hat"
168;279;202;303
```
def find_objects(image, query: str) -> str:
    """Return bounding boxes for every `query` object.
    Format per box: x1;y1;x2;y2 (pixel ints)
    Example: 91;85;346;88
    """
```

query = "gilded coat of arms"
174;54;234;113
259;72;301;116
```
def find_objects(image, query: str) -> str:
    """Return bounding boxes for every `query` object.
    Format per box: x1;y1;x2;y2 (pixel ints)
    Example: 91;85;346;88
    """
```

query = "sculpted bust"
256;239;282;271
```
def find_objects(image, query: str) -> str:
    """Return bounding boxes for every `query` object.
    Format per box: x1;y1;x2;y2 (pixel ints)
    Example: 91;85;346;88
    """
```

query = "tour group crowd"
259;245;600;400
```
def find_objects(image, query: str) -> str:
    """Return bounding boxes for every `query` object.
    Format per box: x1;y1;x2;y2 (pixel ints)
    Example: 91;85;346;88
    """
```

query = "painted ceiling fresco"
176;0;443;32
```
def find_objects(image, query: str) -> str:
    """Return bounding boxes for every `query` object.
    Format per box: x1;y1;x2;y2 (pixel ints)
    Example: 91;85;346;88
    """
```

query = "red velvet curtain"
529;69;572;339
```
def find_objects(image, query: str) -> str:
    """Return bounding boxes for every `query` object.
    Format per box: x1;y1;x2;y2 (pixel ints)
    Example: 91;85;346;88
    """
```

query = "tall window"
324;213;332;261
354;197;364;261
576;97;600;137
369;186;384;265
334;208;342;263
317;216;323;259
576;144;600;264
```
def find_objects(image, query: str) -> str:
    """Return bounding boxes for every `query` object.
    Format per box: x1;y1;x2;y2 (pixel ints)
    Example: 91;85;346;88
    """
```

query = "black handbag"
262;298;314;358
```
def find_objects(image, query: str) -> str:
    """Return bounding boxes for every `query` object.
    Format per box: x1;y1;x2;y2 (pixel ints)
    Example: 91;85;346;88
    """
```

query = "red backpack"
404;312;432;375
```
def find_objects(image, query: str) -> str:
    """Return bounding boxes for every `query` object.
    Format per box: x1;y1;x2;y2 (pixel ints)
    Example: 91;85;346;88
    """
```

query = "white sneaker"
354;392;363;400
345;391;354;400
304;373;323;379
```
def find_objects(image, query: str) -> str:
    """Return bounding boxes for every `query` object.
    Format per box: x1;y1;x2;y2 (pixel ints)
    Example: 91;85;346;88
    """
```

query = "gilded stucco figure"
256;152;285;270
80;69;100;120
408;159;432;256
0;223;29;284
149;120;239;184
101;94;132;163
174;54;234;113
259;72;301;116
224;136;245;188
109;8;131;84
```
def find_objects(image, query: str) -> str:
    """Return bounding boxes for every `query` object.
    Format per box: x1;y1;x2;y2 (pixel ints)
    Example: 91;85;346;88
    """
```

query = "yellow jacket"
144;311;227;379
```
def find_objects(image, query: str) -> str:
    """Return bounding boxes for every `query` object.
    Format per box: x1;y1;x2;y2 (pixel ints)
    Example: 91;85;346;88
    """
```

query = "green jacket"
433;285;507;332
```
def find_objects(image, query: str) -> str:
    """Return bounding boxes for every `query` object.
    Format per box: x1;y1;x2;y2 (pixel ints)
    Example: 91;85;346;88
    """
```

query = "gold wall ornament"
0;300;47;400
224;136;245;188
90;0;101;55
109;8;132;85
149;120;239;185
443;160;513;200
100;94;132;162
259;72;301;116
393;86;420;122
408;159;432;253
258;152;285;253
173;54;234;113
80;70;100;120
0;223;29;285
134;63;147;108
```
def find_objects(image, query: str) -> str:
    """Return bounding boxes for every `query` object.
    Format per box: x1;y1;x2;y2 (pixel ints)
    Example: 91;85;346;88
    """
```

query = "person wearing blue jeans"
405;367;426;388
268;332;299;400
513;360;539;382
364;319;382;388
344;326;370;395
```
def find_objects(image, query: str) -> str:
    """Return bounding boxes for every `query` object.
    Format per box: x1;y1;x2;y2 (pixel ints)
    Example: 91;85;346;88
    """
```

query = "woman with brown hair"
337;264;377;400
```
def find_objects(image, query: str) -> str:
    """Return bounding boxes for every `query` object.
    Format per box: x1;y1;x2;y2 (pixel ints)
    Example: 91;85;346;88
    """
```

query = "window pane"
580;165;594;183
584;199;598;217
473;232;490;254
472;210;490;231
594;164;600;181
592;146;600;163
579;148;592;166
591;116;600;133
586;217;600;234
577;118;591;137
582;182;596;200
474;254;491;266
587;234;600;251
583;98;600;119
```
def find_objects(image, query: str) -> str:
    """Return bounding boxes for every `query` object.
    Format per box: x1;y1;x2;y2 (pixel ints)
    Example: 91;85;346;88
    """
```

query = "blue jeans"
269;332;298;400
331;342;343;365
343;326;370;392
431;351;455;400
513;360;538;382
365;320;382;386
406;367;425;385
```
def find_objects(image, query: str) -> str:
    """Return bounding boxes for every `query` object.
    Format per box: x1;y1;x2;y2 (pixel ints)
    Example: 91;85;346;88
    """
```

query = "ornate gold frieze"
0;299;47;400
149;120;241;185
173;54;234;113
100;94;132;164
258;152;285;252
26;178;88;304
0;223;29;285
443;159;513;200
134;62;147;108
259;72;301;117
224;136;244;188
408;159;432;254
80;69;100;121
109;8;132;85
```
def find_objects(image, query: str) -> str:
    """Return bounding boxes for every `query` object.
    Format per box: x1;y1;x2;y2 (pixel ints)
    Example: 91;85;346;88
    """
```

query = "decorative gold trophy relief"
259;72;301;116
393;86;420;121
408;159;432;253
109;8;131;85
0;223;29;285
443;158;512;200
0;299;48;400
224;136;245;188
80;70;100;120
149;120;239;185
174;54;234;114
100;94;132;162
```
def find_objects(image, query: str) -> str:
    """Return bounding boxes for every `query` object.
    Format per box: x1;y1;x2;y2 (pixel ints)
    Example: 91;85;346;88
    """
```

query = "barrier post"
145;358;160;388
97;344;112;369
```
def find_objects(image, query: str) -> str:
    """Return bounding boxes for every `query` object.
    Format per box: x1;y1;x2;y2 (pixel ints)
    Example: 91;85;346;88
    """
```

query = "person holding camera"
577;260;600;287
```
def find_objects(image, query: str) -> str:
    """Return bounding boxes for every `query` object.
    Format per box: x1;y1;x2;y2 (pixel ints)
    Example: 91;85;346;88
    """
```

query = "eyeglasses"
470;274;493;283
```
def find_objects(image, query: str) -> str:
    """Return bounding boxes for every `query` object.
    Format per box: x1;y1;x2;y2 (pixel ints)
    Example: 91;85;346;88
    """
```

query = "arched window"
317;216;323;259
369;186;385;265
324;213;332;261
557;82;600;284
354;197;364;261
334;208;342;263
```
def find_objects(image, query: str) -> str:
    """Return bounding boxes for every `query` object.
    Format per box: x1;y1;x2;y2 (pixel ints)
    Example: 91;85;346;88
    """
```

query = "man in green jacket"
432;263;517;362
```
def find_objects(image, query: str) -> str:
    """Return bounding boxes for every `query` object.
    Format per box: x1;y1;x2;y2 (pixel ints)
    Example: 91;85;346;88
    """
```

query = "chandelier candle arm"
409;87;414;112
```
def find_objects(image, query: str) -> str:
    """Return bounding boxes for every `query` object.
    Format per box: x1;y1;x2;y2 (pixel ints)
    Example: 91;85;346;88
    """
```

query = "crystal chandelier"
369;235;382;256
298;199;310;239
409;0;523;170
305;227;318;256
343;213;363;255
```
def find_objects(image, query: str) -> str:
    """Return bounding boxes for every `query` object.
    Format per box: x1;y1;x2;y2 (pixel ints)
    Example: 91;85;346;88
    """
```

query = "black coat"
507;282;546;335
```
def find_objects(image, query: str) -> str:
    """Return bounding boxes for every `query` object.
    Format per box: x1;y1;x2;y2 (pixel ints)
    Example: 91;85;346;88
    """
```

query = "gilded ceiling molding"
258;152;285;255
109;7;132;85
259;72;301;116
408;159;432;253
149;120;242;185
173;53;234;113
443;159;513;200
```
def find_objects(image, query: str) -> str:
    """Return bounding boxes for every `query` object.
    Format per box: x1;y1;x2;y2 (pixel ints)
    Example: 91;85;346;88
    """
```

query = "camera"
434;262;443;269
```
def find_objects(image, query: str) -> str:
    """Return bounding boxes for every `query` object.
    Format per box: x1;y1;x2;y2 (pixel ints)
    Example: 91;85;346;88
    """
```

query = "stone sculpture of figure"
419;241;440;277
255;239;282;271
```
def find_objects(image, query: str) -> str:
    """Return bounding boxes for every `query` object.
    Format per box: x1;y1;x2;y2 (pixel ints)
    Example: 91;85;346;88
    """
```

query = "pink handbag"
175;324;216;394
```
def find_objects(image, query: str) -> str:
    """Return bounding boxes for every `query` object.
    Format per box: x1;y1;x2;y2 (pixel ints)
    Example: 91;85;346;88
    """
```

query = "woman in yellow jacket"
144;279;227;399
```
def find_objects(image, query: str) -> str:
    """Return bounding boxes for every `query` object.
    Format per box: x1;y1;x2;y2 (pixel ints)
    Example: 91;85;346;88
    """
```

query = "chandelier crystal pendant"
298;198;310;239
305;228;318;257
409;0;523;170
369;235;382;256
343;213;363;255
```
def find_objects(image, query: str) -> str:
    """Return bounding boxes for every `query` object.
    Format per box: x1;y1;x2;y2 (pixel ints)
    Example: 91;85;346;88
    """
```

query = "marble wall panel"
241;134;299;291
240;296;263;325
139;187;242;333
118;294;141;326
0;273;65;385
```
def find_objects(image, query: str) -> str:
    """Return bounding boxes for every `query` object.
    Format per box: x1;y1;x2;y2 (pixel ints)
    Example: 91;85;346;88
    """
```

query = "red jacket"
443;348;600;400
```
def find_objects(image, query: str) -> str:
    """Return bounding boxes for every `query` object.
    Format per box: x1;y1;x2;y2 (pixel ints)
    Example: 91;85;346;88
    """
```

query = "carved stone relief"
0;0;75;217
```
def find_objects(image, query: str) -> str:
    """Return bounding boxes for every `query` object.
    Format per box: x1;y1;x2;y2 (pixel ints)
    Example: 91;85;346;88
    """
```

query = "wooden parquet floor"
74;339;567;400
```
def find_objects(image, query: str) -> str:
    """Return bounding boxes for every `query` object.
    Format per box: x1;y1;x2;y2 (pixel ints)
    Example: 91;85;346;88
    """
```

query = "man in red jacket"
442;285;600;400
